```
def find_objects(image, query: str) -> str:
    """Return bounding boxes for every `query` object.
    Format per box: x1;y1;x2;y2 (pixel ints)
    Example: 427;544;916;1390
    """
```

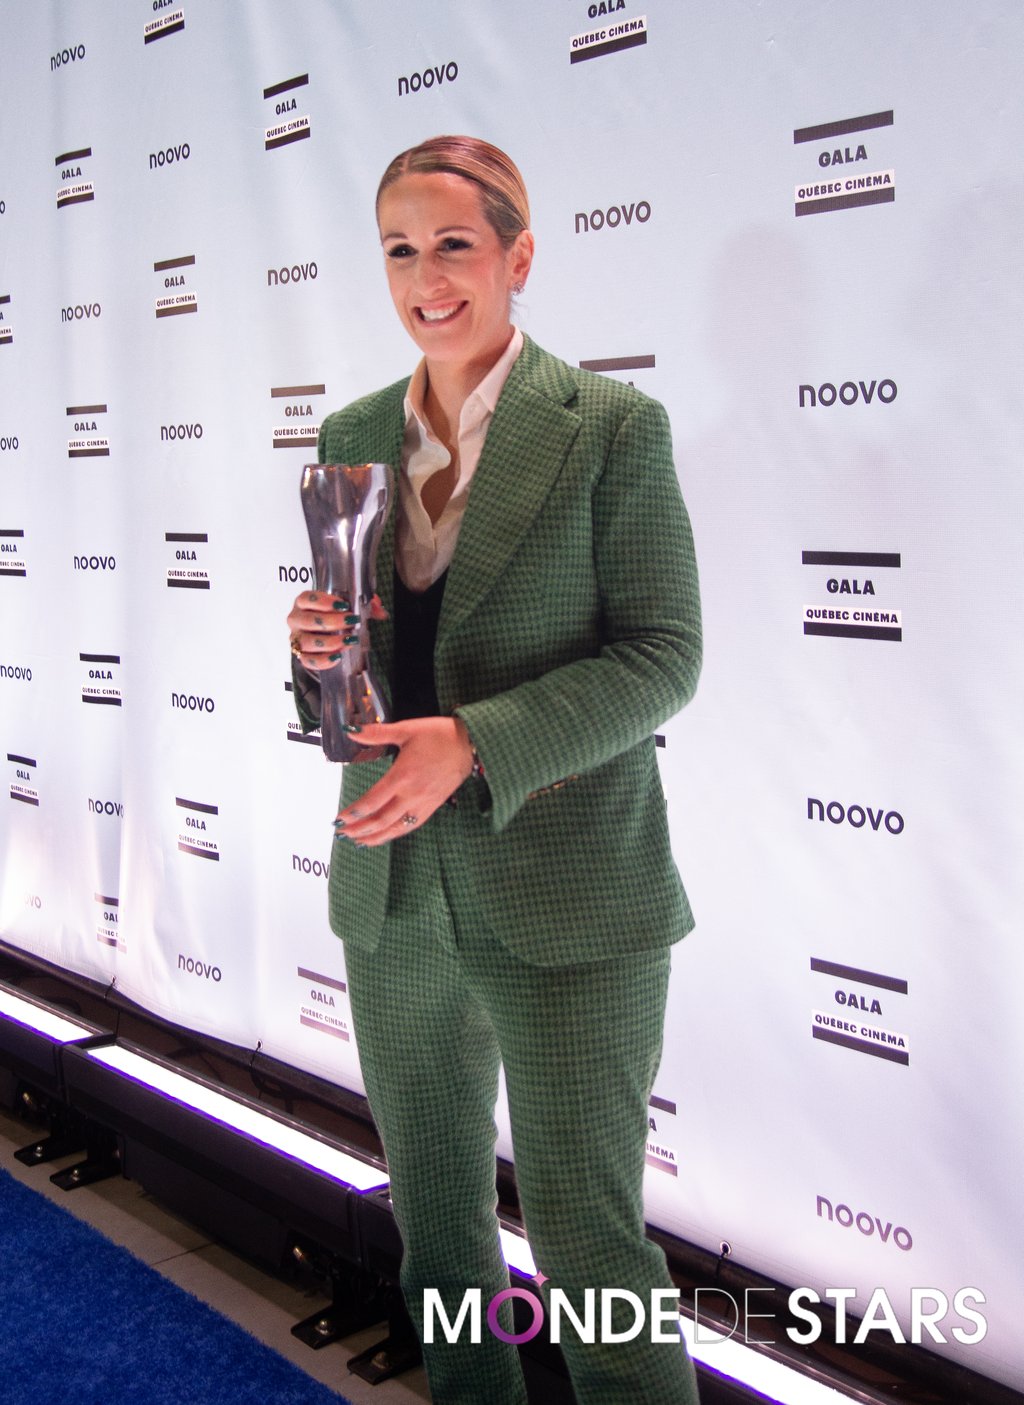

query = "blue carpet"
0;1166;353;1404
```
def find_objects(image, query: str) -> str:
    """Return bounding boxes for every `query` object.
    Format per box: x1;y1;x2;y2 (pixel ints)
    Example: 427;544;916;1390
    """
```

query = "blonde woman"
288;135;702;1404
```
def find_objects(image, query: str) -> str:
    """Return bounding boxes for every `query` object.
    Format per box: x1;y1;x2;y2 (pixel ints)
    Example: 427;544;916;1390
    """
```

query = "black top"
391;568;448;720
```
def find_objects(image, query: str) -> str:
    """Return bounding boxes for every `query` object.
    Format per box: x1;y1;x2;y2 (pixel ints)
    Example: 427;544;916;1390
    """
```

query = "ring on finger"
289;632;303;657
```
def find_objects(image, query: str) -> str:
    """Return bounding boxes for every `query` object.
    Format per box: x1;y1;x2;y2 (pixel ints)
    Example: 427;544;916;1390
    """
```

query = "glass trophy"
300;462;393;762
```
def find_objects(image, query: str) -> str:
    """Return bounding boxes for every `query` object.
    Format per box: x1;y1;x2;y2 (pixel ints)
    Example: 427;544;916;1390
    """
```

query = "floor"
0;1103;432;1405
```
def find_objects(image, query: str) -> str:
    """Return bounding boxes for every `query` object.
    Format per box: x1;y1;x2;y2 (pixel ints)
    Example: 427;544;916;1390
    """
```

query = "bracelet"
453;712;485;780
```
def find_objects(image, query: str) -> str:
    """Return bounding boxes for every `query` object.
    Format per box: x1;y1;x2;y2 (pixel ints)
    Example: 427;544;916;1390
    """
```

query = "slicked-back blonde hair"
376;135;530;248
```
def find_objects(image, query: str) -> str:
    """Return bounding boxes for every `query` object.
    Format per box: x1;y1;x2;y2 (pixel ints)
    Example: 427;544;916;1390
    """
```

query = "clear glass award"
300;462;393;762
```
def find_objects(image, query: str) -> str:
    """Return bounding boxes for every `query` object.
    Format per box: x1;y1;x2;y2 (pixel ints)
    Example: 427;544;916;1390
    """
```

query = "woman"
288;136;701;1405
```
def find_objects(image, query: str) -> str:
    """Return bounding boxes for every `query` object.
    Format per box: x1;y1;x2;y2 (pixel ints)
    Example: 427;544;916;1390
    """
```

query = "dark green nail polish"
328;652;343;662
342;632;358;645
331;599;352;611
344;614;361;625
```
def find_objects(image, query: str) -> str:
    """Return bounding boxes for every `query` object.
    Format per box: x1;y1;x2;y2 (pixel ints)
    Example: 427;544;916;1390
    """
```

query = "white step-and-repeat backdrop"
2;2;1021;1392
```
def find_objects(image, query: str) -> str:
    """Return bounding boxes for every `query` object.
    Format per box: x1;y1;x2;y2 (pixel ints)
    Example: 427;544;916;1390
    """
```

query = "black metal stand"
347;1292;422;1384
14;1126;85;1166
11;1088;86;1167
291;1265;391;1350
49;1127;120;1191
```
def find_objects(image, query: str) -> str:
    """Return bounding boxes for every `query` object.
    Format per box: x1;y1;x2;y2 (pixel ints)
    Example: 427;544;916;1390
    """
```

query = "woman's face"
377;171;533;374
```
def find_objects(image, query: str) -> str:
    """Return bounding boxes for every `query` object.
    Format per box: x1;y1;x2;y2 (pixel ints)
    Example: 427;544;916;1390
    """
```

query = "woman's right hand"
286;591;387;671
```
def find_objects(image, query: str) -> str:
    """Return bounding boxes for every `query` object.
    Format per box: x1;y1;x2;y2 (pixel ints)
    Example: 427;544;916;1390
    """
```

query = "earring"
512;282;525;295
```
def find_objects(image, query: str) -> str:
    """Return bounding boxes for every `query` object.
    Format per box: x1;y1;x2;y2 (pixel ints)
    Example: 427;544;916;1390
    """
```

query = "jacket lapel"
339;388;405;682
361;398;404;620
438;338;581;641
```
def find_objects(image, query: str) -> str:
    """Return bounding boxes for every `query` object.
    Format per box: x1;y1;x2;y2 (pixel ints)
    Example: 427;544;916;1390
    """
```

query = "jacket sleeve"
455;395;701;833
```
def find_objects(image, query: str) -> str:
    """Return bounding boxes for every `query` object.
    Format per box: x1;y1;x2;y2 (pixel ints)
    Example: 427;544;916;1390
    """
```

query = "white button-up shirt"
396;326;524;592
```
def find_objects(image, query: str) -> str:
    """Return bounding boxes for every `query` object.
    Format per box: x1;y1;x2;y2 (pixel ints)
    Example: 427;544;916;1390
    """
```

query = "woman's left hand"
335;717;475;846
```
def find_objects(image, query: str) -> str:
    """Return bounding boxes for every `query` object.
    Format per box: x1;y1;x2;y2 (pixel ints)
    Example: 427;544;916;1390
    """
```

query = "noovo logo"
88;798;124;817
0;437;19;451
799;379;897;408
398;61;458;96
171;692;215;712
267;261;318;286
807;798;904;834
149;143;190;169
160;423;203;441
0;664;32;681
575;201;651;235
51;43;86;70
178;953;222;982
817;1195;912;1251
62;304;102;322
74;554;116;571
293;853;330;878
279;564;314;585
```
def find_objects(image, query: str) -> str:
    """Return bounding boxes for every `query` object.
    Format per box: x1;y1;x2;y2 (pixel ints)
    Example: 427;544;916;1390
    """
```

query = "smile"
416;301;466;323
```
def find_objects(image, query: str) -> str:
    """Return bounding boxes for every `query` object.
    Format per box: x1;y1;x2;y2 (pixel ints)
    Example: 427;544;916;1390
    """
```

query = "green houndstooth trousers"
296;336;702;1402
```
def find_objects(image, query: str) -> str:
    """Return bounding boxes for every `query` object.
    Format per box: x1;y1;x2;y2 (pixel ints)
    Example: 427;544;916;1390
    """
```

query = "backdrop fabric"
1;2;1021;1392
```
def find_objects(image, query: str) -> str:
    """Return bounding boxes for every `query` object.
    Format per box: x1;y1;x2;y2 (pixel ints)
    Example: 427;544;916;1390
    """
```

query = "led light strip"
500;1226;538;1277
76;1041;857;1401
0;986;97;1042
685;1315;856;1404
497;1224;856;1403
86;1045;389;1191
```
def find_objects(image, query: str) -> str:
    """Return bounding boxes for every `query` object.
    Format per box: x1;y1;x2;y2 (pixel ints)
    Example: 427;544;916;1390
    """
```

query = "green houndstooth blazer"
296;334;702;965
